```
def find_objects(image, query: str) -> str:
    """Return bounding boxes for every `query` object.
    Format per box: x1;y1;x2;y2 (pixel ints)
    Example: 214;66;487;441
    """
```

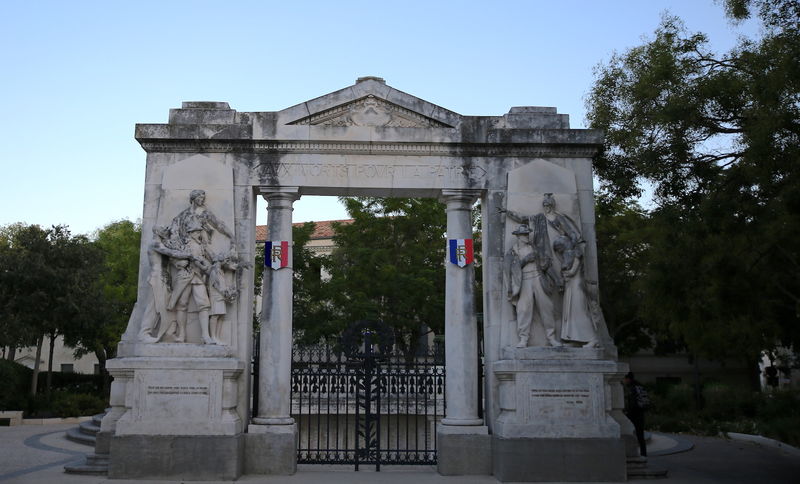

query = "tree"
587;0;800;367
62;220;141;394
321;198;448;357
0;224;104;395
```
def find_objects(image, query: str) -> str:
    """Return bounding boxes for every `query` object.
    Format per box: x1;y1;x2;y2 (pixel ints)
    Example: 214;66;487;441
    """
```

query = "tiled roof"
256;219;353;242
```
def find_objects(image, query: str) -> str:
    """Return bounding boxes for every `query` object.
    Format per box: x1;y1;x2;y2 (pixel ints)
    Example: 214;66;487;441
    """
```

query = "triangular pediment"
278;77;461;129
289;95;452;128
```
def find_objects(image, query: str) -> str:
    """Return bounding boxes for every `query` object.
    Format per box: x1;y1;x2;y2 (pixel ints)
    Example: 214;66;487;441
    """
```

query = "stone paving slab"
3;424;800;483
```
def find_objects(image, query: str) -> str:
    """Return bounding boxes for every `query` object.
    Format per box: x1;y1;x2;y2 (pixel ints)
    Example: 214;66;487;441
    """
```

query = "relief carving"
139;189;246;345
290;95;452;128
502;193;600;348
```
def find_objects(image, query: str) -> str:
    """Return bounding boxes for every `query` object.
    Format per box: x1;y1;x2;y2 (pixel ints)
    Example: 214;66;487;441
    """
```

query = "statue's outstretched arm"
205;211;234;243
504;209;526;224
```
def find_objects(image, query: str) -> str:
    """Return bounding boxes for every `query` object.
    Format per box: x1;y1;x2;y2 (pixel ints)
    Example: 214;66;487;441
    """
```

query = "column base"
244;423;298;475
492;436;626;482
436;424;491;475
440;417;484;426
108;434;244;480
251;416;295;425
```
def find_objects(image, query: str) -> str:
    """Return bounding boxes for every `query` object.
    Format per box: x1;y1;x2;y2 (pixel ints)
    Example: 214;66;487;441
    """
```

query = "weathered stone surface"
106;77;616;481
107;357;243;437
109;434;243;480
492;436;626;482
244;424;297;475
437;425;491;475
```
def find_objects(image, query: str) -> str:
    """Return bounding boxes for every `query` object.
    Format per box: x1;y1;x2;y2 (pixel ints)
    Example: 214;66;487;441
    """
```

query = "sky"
0;0;759;236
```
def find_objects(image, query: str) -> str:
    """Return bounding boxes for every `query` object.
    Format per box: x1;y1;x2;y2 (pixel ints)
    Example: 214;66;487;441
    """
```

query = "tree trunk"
46;332;56;397
30;334;44;396
6;346;16;361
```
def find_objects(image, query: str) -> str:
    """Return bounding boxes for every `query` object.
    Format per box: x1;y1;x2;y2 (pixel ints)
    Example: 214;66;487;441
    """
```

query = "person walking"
624;371;649;457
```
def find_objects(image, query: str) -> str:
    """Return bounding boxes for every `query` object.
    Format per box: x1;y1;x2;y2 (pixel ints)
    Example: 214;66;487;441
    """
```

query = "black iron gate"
291;322;445;470
251;321;487;470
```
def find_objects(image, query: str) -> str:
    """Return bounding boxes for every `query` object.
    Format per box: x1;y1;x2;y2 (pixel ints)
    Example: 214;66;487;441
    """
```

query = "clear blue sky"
0;0;758;235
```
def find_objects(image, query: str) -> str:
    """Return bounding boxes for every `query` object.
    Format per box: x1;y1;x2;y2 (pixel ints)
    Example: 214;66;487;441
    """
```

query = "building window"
60;364;74;373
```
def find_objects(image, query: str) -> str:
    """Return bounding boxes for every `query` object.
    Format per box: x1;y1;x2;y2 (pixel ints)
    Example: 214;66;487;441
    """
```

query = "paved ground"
1;424;799;483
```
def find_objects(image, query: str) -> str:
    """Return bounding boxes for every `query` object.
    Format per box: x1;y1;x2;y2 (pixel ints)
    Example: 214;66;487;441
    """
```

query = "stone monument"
100;77;633;481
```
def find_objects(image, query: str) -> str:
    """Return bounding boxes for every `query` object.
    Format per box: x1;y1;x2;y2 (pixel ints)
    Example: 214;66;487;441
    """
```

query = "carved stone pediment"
289;95;453;128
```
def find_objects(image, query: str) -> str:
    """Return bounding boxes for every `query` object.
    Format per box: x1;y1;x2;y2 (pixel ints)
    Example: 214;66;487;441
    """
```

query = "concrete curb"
22;416;92;425
648;432;694;456
725;432;800;457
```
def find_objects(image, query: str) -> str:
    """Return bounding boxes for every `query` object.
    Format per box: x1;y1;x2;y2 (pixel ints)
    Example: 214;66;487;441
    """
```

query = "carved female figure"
207;252;239;345
552;234;598;348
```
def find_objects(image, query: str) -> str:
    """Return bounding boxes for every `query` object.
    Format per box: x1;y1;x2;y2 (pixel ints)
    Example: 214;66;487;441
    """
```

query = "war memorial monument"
100;77;636;481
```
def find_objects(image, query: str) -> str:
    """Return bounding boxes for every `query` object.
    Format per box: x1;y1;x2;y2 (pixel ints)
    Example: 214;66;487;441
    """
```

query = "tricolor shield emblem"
264;240;289;270
448;238;474;267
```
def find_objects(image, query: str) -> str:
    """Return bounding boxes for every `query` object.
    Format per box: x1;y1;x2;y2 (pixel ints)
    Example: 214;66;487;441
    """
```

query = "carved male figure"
139;225;189;343
505;224;562;347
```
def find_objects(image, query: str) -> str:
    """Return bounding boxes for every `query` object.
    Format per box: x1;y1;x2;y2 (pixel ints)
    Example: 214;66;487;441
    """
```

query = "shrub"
702;383;758;420
659;383;695;413
0;360;32;411
36;371;103;394
49;392;107;418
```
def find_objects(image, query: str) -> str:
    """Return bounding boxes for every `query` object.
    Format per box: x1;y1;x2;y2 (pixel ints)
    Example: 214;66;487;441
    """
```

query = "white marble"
108;357;243;436
493;354;625;439
440;189;483;427
252;187;299;426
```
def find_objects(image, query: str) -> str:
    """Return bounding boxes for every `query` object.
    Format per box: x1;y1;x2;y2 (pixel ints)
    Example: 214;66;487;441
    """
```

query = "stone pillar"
437;189;490;475
246;186;299;475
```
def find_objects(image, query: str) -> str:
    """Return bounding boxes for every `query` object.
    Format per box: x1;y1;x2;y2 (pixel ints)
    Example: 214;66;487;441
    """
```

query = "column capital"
440;189;481;208
259;186;301;203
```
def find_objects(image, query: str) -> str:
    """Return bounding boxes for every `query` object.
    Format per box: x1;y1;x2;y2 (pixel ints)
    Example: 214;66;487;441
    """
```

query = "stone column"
246;186;299;475
437;189;490;475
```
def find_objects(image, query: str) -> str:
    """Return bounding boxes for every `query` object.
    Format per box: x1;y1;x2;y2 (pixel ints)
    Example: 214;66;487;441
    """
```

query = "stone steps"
627;457;668;479
65;426;95;446
63;411;110;476
64;453;108;476
64;412;105;447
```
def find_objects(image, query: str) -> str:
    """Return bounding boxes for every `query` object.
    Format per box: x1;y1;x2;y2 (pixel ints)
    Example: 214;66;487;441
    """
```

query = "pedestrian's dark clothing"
624;378;648;457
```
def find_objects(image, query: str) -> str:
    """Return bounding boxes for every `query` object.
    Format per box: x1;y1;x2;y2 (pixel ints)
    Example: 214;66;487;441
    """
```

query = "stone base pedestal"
109;434;243;480
105;354;245;480
492;436;625;482
244;423;298;475
492;346;627;482
437;425;491;475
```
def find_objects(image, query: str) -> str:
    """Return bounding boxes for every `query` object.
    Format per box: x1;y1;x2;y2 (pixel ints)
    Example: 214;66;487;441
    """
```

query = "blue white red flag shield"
448;238;474;267
264;240;289;270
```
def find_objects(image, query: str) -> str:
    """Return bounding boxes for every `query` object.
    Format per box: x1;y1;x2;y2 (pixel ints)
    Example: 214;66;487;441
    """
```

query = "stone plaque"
529;387;592;421
136;370;219;423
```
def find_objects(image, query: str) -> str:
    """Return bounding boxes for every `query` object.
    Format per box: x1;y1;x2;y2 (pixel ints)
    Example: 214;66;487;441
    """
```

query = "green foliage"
595;199;651;354
62;220;141;376
702;383;758;420
646;383;800;446
48;392;107;418
0;220;139;395
319;198;448;356
0;360;32;410
587;1;800;362
291;222;336;344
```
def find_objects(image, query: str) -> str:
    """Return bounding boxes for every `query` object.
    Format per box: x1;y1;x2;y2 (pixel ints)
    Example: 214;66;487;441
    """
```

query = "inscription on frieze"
256;162;486;181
